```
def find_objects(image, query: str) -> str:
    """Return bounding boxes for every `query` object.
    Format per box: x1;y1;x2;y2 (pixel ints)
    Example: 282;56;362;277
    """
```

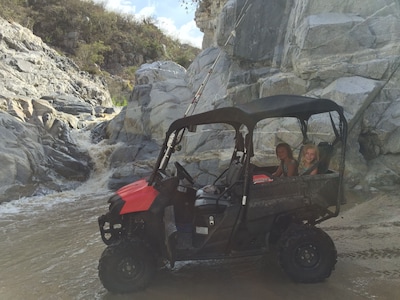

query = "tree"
75;41;111;74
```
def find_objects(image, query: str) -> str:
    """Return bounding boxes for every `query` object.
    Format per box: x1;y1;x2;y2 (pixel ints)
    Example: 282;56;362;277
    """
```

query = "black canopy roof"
167;95;345;135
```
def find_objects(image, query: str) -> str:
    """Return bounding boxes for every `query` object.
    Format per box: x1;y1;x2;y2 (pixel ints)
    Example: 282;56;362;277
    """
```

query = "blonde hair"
300;144;319;165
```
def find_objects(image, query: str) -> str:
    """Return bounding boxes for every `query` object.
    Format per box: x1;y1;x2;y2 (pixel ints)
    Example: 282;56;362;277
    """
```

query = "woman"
272;143;298;177
298;144;319;175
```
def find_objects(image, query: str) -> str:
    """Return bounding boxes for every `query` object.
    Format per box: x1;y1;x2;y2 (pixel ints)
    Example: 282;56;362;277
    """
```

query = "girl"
272;143;298;177
299;144;319;175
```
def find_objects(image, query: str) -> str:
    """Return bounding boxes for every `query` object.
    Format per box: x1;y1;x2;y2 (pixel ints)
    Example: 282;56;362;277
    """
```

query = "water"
0;128;117;299
0;185;112;300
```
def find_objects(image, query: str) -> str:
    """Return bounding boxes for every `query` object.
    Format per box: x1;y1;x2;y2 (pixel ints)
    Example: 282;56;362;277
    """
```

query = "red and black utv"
97;95;348;294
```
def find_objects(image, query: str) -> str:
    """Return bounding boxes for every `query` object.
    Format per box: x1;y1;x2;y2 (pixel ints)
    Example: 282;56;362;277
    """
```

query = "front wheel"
98;240;157;294
278;224;337;283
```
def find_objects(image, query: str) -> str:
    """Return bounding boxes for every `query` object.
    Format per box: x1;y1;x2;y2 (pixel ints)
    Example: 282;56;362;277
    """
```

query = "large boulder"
105;61;192;144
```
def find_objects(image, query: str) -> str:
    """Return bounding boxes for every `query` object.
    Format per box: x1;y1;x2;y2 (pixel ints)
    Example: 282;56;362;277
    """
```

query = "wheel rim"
118;257;143;281
294;243;320;268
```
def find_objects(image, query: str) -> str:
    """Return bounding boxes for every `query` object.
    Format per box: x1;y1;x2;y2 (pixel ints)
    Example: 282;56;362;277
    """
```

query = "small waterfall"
70;128;120;193
0;126;119;217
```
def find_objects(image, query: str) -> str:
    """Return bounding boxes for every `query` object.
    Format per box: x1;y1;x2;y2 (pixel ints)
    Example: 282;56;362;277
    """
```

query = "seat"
195;161;243;208
317;142;334;174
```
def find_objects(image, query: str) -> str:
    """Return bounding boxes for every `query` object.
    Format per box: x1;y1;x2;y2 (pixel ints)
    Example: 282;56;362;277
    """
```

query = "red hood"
117;179;159;214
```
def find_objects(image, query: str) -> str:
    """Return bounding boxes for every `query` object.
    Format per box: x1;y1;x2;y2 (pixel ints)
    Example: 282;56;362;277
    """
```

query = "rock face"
105;0;400;191
0;17;114;202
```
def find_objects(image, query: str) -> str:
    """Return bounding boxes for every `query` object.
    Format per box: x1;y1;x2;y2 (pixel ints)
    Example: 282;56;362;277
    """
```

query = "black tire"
98;240;157;294
278;224;337;283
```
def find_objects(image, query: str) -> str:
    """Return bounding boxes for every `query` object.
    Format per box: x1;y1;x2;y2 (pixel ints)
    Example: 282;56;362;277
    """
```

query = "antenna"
159;0;252;170
184;0;252;117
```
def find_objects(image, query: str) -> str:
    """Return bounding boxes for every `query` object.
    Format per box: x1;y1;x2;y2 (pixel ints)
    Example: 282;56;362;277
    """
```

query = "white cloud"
156;17;175;35
100;0;137;15
156;17;202;48
93;0;203;48
179;21;203;48
136;6;156;20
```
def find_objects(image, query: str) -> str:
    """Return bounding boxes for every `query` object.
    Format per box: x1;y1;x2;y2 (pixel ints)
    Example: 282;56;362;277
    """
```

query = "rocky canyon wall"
106;0;400;191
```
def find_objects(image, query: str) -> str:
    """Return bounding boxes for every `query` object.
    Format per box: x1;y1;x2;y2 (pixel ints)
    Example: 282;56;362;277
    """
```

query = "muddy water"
0;184;111;299
1;186;399;300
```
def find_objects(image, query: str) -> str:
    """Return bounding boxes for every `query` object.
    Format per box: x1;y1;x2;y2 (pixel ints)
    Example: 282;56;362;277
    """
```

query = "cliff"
104;0;400;191
0;17;114;202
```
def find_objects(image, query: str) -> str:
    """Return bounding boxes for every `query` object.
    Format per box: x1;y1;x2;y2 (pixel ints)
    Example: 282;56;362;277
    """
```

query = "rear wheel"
98;240;156;294
278;224;337;283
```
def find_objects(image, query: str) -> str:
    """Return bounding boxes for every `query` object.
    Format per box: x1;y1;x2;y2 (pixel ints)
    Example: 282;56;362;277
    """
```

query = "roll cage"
149;94;348;217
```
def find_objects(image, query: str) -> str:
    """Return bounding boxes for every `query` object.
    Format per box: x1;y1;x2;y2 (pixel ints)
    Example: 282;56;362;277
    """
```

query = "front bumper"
98;212;123;245
98;194;125;245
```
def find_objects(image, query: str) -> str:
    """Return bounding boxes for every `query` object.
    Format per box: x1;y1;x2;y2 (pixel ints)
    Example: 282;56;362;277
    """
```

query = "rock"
195;0;229;49
43;145;91;181
51;94;95;115
320;76;384;129
107;61;192;143
364;155;400;190
0;16;116;201
104;0;400;190
259;73;308;97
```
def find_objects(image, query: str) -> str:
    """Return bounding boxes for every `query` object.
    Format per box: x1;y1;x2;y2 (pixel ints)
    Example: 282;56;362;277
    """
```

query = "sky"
93;0;204;48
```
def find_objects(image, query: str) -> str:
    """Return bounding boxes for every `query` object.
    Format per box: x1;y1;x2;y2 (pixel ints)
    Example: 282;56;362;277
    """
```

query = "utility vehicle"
97;94;348;294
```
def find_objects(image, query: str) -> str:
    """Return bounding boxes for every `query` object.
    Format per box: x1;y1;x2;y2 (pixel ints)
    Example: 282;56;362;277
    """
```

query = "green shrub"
112;96;129;107
75;41;111;74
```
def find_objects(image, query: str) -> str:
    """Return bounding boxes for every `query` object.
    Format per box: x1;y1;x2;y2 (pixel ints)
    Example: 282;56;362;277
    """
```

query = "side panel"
247;173;340;220
248;176;307;220
302;173;340;207
192;204;241;253
118;179;159;214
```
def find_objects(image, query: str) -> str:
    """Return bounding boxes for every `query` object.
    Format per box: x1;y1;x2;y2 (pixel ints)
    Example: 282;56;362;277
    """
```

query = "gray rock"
0;17;116;201
106;0;400;191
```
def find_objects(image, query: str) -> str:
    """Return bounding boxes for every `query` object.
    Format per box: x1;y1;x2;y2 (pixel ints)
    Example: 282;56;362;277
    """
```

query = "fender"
117;179;159;214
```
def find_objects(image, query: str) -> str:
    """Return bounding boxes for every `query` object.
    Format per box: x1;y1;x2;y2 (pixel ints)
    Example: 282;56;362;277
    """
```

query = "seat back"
317;142;334;174
195;161;243;206
298;142;334;175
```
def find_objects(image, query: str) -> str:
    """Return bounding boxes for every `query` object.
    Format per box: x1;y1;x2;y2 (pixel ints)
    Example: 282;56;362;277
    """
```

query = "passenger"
272;143;298;177
298;144;319;175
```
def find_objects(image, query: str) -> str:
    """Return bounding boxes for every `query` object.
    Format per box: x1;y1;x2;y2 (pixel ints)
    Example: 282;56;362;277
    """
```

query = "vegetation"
180;0;210;12
0;0;201;105
180;0;200;9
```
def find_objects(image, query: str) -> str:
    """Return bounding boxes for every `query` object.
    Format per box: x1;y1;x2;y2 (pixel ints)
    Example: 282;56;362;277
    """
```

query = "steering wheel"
174;161;194;185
